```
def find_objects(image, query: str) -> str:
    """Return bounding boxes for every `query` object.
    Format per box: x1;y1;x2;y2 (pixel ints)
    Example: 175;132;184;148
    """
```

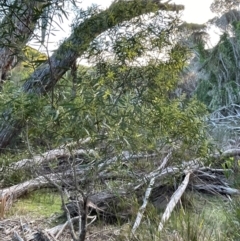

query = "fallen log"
2;145;157;181
6;148;96;172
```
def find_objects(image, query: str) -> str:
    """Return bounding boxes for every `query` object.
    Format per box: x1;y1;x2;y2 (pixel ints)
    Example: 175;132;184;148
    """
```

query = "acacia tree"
0;0;185;150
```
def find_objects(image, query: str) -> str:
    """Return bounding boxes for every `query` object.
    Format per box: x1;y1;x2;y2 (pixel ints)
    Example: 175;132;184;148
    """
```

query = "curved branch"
0;0;184;149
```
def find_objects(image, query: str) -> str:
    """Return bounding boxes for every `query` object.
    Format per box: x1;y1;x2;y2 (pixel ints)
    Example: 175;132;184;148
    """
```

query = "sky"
95;0;220;46
83;0;215;24
98;0;216;24
173;0;215;24
31;0;219;52
173;0;220;46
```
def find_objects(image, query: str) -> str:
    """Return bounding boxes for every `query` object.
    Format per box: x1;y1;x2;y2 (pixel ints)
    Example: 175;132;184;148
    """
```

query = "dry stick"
54;216;80;239
48;214;96;239
63;202;78;241
131;151;172;235
158;172;191;232
12;231;24;241
86;215;97;227
44;232;58;241
40;231;53;241
134;159;199;191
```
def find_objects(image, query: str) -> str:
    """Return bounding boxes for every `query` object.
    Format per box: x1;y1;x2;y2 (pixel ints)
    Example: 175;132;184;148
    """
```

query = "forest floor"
2;187;239;241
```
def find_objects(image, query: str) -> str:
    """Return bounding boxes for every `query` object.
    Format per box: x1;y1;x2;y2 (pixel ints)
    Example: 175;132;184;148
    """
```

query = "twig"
63;202;78;241
12;231;24;241
54;216;80;239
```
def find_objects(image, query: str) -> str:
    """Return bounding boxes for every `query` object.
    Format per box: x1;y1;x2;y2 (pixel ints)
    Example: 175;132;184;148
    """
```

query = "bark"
0;0;48;81
0;0;184;149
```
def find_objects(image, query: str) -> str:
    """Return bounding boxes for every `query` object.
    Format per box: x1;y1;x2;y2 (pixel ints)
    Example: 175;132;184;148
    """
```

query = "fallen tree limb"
4;146;156;176
158;172;191;231
11;138;92;169
9;148;95;170
131;151;172;235
213;148;240;159
134;159;200;190
192;184;240;195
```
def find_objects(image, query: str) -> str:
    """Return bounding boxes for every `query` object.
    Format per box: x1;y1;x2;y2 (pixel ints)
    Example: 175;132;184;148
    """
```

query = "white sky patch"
173;0;215;24
173;0;221;47
29;0;221;54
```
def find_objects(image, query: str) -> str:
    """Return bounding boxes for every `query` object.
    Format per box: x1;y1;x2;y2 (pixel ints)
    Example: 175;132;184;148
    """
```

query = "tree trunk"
0;0;184;150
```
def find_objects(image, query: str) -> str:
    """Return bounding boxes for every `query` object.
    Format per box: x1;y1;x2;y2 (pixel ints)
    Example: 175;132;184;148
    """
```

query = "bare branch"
158;172;191;231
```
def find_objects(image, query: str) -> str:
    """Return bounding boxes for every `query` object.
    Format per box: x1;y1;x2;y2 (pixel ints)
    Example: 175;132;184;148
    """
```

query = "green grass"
117;192;232;241
8;189;63;218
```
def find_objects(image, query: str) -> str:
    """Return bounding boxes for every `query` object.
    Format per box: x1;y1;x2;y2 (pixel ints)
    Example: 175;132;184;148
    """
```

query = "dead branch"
12;231;24;241
8;148;96;171
158;172;191;231
192;184;240;195
4;146;156;178
131;151;172;235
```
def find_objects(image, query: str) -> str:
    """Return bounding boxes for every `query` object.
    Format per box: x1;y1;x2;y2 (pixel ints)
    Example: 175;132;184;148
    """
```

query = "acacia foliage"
0;9;209;163
0;0;187;149
0;1;209;165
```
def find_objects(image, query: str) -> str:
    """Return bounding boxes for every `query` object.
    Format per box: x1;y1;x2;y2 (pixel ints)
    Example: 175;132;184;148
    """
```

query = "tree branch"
0;0;184;149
